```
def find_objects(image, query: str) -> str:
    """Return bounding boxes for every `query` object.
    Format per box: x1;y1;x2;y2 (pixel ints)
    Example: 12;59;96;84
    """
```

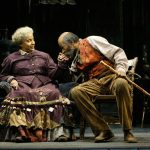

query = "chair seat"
94;95;116;101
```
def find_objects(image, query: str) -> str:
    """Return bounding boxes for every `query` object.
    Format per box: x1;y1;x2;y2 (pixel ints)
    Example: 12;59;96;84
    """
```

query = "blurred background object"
38;0;76;5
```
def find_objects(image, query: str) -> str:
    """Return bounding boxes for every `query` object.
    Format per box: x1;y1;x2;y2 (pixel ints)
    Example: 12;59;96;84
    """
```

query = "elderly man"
57;32;137;143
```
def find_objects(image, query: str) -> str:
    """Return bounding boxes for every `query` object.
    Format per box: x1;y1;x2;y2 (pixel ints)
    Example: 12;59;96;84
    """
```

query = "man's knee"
70;85;80;96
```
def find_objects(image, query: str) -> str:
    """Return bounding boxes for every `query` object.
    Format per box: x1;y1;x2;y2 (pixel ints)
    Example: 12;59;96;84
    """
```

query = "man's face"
60;42;76;61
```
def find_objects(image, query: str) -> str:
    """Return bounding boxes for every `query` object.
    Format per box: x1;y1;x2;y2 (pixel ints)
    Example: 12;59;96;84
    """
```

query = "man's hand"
10;79;18;90
117;70;126;77
59;96;71;105
57;52;69;62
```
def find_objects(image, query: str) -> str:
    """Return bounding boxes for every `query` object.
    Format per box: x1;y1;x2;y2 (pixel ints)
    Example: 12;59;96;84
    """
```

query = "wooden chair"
79;57;139;139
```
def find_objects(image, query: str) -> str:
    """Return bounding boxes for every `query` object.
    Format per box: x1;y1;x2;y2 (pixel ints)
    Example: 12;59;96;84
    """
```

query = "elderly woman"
0;26;72;142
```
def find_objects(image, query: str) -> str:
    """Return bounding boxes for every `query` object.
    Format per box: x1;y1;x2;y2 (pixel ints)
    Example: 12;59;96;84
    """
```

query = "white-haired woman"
0;26;73;142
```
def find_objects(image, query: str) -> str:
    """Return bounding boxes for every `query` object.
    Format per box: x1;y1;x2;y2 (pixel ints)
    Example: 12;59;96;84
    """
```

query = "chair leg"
141;96;150;128
68;127;77;141
80;117;86;140
141;107;146;128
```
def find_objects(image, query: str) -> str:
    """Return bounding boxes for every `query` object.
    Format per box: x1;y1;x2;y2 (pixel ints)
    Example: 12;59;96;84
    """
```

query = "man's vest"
77;39;114;79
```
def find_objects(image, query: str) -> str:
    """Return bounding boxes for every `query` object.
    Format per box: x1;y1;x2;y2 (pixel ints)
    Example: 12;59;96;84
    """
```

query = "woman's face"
20;33;35;53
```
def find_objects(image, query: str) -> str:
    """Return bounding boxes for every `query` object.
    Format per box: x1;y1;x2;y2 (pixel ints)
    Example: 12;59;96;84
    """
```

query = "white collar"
19;49;29;55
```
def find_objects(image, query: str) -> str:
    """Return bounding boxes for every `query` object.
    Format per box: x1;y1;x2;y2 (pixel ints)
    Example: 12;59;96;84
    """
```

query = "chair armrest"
0;81;11;99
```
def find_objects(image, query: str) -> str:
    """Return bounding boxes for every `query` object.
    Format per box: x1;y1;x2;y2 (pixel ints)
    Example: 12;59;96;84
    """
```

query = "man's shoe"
95;130;114;143
124;131;138;143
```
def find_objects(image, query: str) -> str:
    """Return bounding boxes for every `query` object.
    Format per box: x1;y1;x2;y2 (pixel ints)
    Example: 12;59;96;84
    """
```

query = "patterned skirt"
0;81;73;142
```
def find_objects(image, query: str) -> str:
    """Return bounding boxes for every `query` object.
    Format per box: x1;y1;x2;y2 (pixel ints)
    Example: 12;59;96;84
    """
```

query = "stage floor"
0;124;150;150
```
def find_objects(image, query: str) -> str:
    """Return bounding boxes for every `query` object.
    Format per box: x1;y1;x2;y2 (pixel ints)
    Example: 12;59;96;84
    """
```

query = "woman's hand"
10;79;19;90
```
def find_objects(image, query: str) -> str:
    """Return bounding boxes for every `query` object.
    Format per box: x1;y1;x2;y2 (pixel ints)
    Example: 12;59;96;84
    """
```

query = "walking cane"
100;61;150;97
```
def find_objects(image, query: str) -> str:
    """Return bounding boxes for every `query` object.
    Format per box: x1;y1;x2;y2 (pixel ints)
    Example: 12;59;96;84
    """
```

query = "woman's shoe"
15;136;31;143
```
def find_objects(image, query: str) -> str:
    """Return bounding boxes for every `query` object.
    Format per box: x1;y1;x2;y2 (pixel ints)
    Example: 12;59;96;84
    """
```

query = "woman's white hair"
12;26;33;45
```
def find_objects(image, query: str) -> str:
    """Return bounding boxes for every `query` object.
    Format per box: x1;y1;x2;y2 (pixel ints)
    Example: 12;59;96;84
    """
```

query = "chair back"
127;57;139;81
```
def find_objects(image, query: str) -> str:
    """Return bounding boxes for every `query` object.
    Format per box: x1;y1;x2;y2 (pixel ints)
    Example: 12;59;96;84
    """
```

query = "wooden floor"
0;124;150;150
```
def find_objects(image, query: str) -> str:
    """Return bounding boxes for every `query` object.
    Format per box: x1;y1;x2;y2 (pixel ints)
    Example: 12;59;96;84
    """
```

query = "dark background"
0;0;150;125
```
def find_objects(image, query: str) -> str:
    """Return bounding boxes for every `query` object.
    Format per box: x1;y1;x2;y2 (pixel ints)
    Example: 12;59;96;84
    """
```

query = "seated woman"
0;26;72;142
